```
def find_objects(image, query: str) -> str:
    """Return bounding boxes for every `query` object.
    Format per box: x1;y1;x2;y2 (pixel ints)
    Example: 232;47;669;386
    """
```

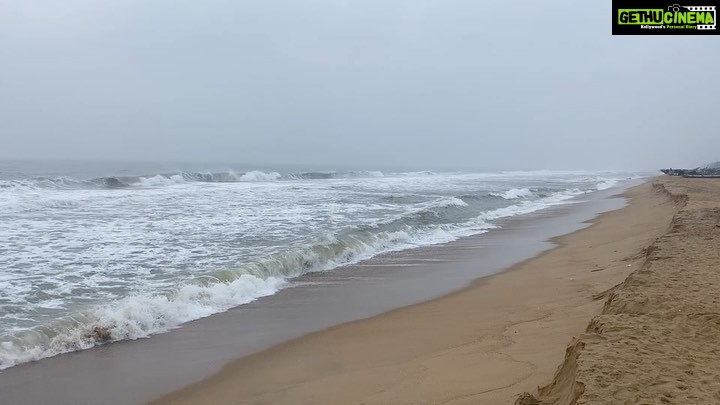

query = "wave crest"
490;188;534;200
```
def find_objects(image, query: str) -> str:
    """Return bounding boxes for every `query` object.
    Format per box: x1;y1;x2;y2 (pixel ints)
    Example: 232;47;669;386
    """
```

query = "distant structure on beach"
661;161;720;178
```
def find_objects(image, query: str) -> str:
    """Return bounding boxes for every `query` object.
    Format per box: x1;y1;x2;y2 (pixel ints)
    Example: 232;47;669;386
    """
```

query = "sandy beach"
153;179;692;405
520;177;720;404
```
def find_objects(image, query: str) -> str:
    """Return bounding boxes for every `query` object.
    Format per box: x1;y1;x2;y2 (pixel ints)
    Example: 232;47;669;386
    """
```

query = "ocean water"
0;161;640;369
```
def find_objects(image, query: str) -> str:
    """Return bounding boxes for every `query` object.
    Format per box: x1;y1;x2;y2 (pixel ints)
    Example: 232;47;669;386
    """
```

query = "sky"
1;0;718;171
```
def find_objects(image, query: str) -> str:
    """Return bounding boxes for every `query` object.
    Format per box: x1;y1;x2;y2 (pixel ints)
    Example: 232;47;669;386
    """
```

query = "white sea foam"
361;170;385;177
0;168;638;369
0;223;480;369
490;187;534;200
428;196;469;208
0;275;286;370
134;174;185;187
595;179;618;190
238;171;281;181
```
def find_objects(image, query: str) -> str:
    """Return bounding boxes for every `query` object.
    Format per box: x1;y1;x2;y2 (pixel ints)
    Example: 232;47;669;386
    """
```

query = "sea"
0;160;643;370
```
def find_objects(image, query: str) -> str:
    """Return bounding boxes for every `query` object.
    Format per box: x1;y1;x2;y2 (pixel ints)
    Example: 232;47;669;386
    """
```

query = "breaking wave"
0;167;634;370
0;180;618;370
0;170;397;191
0;170;630;192
490;187;534;200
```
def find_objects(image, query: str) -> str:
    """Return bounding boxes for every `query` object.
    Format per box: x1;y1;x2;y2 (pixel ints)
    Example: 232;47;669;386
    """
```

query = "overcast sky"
1;0;718;170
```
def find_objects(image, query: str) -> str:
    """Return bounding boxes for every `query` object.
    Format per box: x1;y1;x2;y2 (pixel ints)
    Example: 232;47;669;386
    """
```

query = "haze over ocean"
0;160;638;368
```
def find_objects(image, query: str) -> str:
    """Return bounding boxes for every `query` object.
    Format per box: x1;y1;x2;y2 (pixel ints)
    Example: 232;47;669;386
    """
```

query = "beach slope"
519;177;720;404
154;181;678;404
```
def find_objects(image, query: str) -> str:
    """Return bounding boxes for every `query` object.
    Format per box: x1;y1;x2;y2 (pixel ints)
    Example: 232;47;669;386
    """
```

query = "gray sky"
1;0;718;170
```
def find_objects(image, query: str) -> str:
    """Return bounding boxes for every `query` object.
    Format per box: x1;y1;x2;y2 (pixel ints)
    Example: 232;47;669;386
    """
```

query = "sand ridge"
152;181;678;405
520;177;720;404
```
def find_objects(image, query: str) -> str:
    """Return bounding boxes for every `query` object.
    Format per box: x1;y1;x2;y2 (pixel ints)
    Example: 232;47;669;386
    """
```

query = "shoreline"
154;179;679;404
520;177;720;404
0;180;636;405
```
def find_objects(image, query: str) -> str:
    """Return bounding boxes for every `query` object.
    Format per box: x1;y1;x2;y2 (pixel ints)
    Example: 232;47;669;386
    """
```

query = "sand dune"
520;177;720;404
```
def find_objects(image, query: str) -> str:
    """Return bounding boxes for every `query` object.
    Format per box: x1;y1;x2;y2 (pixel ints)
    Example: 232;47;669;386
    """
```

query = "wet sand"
154;180;679;405
0;183;636;405
520;177;720;404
